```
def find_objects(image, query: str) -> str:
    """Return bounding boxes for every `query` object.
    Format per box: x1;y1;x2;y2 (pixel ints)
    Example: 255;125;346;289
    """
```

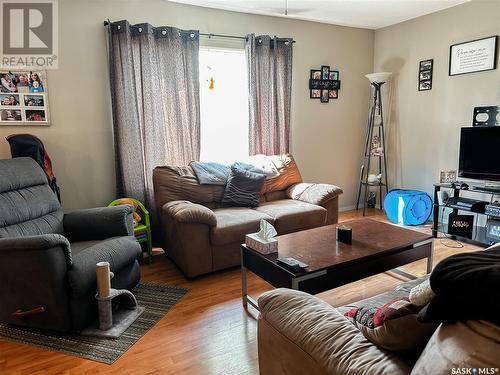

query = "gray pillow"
222;167;266;207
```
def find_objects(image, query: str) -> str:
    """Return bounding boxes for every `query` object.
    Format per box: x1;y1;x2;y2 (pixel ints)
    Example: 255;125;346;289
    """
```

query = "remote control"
276;257;308;273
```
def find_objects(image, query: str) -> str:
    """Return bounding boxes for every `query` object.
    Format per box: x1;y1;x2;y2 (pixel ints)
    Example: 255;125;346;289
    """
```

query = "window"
199;47;249;164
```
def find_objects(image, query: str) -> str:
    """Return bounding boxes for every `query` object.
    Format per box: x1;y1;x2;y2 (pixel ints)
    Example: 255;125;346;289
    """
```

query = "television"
458;127;500;181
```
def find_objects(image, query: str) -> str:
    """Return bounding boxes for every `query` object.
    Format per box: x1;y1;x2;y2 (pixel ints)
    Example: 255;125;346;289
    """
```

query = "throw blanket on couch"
418;246;500;325
190;156;280;185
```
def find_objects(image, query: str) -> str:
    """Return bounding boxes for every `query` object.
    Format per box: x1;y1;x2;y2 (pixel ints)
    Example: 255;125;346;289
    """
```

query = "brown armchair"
153;155;342;278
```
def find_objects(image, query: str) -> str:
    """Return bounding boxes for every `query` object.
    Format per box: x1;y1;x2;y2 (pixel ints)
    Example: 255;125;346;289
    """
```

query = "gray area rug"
0;283;188;364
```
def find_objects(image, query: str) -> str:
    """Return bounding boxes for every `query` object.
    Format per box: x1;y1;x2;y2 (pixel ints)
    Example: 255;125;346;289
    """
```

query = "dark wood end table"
241;218;433;311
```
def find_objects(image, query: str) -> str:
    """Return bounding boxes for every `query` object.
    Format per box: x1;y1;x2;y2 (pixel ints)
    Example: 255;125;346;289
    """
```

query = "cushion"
210;207;273;246
222;167;266;207
411;320;500;375
258;288;413;375
254;199;326;234
409;279;435;306
345;298;438;353
68;236;141;298
153;165;225;208
262;154;302;194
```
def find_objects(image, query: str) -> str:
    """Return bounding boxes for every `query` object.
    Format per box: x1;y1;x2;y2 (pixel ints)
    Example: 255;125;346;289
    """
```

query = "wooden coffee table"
241;218;433;311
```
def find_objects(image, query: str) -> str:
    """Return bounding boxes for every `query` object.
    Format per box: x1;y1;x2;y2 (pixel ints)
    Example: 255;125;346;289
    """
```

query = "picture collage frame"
309;65;341;103
0;70;50;126
418;59;433;91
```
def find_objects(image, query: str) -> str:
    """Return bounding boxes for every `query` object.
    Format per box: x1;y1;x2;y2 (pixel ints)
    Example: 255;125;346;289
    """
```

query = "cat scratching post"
81;262;145;338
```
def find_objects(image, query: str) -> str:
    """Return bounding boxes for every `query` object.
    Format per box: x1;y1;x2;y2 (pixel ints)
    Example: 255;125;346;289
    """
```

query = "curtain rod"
103;21;296;43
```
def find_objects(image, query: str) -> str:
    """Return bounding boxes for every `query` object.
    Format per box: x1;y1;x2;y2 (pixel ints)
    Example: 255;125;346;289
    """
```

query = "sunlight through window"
199;48;249;163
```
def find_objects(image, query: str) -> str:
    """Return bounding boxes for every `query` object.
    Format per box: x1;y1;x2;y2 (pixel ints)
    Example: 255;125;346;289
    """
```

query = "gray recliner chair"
0;157;141;332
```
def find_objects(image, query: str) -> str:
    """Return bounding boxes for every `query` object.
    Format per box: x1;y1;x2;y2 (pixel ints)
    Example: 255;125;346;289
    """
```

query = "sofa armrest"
64;206;134;242
0;234;73;331
258;289;411;375
163;200;217;227
286;182;343;206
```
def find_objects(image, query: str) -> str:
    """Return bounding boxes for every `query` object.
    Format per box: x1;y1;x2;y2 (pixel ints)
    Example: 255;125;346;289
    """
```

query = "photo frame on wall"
0;70;50;126
418;59;433;91
309;66;340;103
449;36;498;76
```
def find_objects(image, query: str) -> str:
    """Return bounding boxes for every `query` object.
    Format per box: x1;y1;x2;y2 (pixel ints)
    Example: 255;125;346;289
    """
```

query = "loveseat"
153;155;343;278
0;158;141;332
257;266;500;374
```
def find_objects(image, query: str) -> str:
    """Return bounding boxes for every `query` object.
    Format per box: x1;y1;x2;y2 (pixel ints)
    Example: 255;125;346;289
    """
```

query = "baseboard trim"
339;204;360;212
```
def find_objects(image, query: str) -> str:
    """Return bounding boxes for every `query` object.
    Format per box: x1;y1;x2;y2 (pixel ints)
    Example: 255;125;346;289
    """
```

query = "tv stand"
433;183;500;247
472;185;500;194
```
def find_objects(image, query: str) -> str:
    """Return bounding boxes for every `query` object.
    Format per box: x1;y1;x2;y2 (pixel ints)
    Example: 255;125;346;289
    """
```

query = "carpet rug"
0;283;188;364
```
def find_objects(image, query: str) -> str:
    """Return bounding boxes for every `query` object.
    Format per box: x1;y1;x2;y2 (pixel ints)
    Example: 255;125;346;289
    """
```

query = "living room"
0;0;499;374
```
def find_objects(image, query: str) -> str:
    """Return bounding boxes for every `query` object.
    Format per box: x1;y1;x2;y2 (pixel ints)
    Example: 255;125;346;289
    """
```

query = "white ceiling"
168;0;469;29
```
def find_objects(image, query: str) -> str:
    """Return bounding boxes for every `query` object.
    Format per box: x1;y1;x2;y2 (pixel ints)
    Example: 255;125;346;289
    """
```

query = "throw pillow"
222;167;266;207
345;298;438;353
409;279;435;306
262;154;302;194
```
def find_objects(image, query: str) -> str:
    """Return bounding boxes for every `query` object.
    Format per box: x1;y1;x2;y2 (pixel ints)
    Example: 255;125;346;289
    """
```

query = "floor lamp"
356;72;391;215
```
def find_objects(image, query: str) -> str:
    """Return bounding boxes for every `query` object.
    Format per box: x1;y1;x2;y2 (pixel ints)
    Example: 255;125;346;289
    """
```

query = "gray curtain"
246;34;293;155
107;21;200;224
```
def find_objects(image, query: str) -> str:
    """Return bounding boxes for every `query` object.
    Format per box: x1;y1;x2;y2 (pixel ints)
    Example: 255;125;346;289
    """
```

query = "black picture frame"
309;66;341;102
418;59;433;91
449;35;498;76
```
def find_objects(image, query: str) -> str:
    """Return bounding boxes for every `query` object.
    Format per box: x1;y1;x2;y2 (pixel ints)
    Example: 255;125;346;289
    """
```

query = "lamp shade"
365;72;392;84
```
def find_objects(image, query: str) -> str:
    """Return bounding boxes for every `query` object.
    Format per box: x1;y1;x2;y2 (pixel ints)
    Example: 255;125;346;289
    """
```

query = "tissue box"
245;233;278;255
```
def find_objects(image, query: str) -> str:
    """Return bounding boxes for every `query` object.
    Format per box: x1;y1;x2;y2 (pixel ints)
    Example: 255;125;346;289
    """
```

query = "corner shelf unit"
432;183;500;247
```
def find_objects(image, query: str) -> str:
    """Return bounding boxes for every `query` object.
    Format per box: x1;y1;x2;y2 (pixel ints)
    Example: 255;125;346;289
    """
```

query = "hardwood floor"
0;209;481;375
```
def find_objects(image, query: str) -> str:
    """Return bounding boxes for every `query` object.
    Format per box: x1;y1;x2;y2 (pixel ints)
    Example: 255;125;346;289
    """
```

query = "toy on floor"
114;198;142;227
109;198;153;263
384;189;432;226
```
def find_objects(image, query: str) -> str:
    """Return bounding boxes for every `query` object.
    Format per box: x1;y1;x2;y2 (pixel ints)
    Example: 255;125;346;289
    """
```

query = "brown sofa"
153;156;343;278
257;277;500;374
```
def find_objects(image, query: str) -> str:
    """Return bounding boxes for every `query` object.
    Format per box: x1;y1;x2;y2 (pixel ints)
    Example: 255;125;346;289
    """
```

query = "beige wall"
374;0;500;195
0;0;373;211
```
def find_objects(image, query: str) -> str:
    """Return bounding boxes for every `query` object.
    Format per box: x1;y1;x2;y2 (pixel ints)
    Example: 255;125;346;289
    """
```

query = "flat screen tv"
459;127;500;181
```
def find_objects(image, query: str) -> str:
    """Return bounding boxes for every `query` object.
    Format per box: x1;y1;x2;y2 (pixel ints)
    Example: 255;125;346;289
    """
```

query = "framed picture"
419;60;432;71
310;89;321;99
440;170;457;183
0;70;50;126
328;71;339;80
0;93;20;106
321;66;330;80
419;80;432;91
418;59;433;91
449;36;498;76
310;70;321;80
310;65;341;102
320;89;329;103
